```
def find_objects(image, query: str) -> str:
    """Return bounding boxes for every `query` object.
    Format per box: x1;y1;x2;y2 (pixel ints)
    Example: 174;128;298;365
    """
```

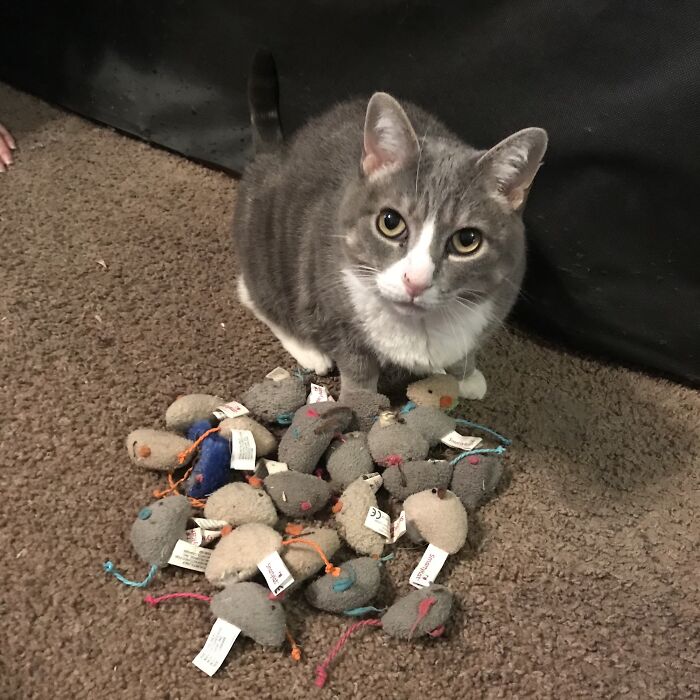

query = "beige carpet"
1;83;698;699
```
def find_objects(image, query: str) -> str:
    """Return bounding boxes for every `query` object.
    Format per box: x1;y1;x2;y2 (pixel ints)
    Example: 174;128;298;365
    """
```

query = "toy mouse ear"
361;92;420;179
476;127;548;210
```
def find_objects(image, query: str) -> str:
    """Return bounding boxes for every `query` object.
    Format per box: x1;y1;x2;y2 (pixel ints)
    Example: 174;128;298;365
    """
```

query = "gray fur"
234;91;546;392
338;387;391;432
210;582;287;647
450;454;504;510
381;584;453;639
325;432;374;491
277;401;354;473
240;377;307;423
129;495;190;567
263;471;332;517
402;406;456;446
382;460;454;501
305;557;382;613
367;419;429;466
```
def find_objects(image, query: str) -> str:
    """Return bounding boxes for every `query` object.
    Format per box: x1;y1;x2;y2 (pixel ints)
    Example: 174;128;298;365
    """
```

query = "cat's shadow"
474;329;698;511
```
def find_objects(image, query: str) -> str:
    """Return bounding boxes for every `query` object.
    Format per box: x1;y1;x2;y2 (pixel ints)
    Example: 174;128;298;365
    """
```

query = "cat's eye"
450;228;482;255
376;209;407;239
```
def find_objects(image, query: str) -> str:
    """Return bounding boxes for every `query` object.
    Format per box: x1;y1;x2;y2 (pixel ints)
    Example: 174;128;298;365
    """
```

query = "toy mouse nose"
402;273;430;298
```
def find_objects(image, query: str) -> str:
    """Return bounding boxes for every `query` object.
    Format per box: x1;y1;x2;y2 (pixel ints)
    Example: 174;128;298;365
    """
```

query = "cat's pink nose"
402;273;430;298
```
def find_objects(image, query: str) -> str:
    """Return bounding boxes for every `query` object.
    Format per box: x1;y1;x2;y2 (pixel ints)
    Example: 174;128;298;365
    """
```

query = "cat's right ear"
362;93;419;179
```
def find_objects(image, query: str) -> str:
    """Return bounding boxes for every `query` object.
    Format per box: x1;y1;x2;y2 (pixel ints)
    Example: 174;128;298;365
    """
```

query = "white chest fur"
343;270;493;373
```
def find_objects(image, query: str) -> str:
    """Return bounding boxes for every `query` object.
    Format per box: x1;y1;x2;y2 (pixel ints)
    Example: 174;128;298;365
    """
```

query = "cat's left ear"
477;128;548;210
362;92;420;179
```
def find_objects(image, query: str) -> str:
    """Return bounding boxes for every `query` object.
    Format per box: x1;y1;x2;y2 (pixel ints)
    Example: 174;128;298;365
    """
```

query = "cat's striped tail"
248;48;283;153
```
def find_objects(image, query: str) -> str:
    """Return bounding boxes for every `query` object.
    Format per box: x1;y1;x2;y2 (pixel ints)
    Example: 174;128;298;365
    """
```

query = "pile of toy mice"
106;368;511;686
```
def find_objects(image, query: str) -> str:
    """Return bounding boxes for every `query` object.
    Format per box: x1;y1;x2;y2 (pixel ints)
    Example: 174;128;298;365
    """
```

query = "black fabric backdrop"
2;1;698;385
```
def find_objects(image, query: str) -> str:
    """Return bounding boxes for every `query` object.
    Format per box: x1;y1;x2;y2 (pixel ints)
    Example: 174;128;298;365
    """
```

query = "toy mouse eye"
377;209;407;239
431;488;437;494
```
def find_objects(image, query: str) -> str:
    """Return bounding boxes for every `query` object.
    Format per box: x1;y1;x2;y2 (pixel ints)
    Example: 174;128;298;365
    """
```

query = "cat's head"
339;92;547;317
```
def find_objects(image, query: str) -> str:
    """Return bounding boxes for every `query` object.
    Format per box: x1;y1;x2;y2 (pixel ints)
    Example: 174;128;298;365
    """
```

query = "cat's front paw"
458;369;487;400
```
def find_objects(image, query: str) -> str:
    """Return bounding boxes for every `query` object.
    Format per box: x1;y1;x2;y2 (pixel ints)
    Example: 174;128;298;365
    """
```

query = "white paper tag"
307;383;335;404
389;510;407;543
212;400;250;420
440;431;483;451
361;472;383;493
409;543;449;588
167;539;213;572
265;367;291;382
364;506;391;539
192;517;229;530
192;618;241;676
229;429;256;470
185;526;222;547
257;551;295;595
258;458;289;475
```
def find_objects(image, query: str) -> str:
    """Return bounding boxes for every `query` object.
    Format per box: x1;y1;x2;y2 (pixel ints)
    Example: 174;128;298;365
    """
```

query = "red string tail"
314;618;382;688
143;592;211;606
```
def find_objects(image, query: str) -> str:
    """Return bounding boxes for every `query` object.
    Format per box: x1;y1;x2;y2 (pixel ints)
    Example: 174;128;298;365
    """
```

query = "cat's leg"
237;277;333;375
446;353;487;400
337;351;380;394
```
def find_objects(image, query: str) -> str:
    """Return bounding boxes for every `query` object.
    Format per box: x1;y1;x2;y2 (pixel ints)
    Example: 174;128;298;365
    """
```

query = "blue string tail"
276;412;293;426
450;446;507;466
400;401;417;414
293;367;313;381
454;419;512;446
333;563;357;592
103;561;158;588
343;606;385;617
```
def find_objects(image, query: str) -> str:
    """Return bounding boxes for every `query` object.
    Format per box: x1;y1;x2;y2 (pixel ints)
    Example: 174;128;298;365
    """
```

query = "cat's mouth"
385;297;432;315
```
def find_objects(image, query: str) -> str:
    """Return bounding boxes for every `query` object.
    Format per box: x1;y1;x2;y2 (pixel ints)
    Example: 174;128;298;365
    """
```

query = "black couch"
3;0;698;385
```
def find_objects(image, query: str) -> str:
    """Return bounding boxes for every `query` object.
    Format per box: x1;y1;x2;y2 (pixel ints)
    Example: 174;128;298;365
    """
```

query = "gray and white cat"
234;56;547;399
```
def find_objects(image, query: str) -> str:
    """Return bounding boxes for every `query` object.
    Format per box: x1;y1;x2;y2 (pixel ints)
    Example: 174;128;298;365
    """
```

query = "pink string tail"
408;595;437;639
314;618;382;688
143;592;212;607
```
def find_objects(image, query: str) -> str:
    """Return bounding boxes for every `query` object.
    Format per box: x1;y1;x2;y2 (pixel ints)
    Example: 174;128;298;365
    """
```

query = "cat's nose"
402;272;431;299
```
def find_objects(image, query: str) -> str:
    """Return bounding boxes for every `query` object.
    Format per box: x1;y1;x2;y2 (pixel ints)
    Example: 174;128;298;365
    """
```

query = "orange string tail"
152;426;221;500
152;466;193;499
177;426;221;465
286;628;302;662
282;537;341;576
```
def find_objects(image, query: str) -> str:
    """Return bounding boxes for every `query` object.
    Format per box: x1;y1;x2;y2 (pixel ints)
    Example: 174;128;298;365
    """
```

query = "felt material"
338;387;391;432
277;402;354;473
5;88;698;699
402;406;456;447
203;482;278;527
165;393;224;433
183;425;231;500
205;523;282;586
367;417;430;466
263;471;332;517
404;489;468;554
210;582;287;647
240;377;307;423
325;432;374;491
382;460;454;501
335;478;385;557
281;527;341;583
218;415;277;456
450;454;505;510
125;428;193;471
381;585;454;639
305;557;382;613
406;375;460;410
129;495;191;567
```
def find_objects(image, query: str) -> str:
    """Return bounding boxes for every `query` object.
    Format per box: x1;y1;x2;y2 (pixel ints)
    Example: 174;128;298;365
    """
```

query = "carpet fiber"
2;84;698;699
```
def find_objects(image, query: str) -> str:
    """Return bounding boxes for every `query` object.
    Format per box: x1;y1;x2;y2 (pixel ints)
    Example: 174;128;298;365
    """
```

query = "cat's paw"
458;369;487;400
288;344;334;376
